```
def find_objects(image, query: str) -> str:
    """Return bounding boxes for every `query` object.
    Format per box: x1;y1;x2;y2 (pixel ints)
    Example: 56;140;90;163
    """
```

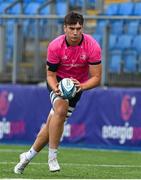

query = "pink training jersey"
47;33;102;83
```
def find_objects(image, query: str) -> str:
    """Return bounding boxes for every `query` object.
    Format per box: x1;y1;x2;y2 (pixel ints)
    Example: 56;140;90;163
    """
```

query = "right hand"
53;83;61;96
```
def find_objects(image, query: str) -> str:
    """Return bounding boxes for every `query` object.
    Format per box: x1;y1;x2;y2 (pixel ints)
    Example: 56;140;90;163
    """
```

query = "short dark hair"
64;11;84;26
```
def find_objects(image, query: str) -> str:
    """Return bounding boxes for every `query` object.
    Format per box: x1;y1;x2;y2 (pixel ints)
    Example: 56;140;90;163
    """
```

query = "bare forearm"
47;75;58;92
80;76;101;91
80;63;102;91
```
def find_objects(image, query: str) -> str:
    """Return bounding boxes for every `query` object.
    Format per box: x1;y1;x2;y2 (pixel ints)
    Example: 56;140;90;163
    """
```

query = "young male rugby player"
14;11;102;174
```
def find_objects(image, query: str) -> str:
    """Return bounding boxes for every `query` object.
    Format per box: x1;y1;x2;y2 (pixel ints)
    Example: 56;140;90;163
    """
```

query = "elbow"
98;78;101;85
97;81;101;86
95;80;101;87
95;76;102;86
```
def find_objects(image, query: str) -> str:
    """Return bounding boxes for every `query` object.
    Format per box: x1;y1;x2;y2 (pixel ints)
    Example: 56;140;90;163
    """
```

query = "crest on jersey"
80;54;87;60
62;55;68;60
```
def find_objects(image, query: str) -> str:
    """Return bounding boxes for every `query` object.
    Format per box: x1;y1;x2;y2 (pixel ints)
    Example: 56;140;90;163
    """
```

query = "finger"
70;77;77;82
76;87;81;93
55;90;61;96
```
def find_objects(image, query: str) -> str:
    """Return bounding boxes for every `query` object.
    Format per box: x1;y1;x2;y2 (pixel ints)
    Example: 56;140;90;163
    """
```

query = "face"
64;22;83;46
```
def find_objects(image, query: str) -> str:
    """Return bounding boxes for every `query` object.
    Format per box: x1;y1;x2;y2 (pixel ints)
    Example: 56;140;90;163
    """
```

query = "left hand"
70;77;82;92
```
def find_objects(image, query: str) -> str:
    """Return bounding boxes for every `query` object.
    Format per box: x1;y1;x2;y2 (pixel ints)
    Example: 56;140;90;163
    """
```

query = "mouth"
71;36;78;41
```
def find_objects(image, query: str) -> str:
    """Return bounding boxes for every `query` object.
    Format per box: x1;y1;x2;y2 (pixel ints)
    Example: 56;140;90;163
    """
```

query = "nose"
73;29;77;35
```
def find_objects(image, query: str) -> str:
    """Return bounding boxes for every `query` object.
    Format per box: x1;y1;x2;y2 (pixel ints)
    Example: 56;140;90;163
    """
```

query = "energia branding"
101;95;138;144
0;118;25;139
102;122;133;144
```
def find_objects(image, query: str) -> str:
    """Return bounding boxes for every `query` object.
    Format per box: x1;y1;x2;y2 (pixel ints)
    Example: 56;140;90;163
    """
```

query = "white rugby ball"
58;78;76;99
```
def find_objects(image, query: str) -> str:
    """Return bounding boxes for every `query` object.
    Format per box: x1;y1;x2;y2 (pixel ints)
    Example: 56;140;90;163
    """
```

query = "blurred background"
0;0;141;86
1;0;141;150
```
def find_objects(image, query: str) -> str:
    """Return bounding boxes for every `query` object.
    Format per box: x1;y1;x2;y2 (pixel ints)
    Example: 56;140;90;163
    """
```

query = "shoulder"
83;34;102;61
48;35;65;51
83;33;101;49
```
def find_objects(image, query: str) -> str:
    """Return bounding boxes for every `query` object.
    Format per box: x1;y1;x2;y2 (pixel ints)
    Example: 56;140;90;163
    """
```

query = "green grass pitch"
1;144;141;179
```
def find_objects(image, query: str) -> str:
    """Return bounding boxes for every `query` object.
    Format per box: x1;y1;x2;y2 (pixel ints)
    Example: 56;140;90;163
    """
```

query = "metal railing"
0;14;141;86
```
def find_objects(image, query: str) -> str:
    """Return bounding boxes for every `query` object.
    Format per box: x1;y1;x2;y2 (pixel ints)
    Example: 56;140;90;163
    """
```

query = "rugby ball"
58;78;76;99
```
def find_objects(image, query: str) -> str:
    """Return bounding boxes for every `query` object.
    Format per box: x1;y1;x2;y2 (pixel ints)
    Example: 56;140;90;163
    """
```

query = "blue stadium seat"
69;0;75;6
0;2;21;63
7;31;14;47
116;35;133;51
0;2;10;13
134;3;141;15
123;50;137;73
39;5;51;39
0;0;15;2
105;3;119;15
126;21;140;35
111;20;124;35
40;5;50;15
5;45;13;61
0;2;10;24
7;3;22;14
56;1;68;15
109;50;122;73
95;20;108;35
55;0;68;29
6;20;15;34
92;34;102;46
5;0;15;2
23;0;32;3
109;34;117;50
36;0;46;3
87;0;95;9
132;35;141;54
24;2;41;14
5;22;14;62
69;0;83;8
118;2;134;15
23;2;41;37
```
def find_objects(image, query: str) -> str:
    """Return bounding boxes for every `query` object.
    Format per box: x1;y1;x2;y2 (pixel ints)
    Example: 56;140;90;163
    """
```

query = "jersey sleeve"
47;43;60;72
88;40;102;65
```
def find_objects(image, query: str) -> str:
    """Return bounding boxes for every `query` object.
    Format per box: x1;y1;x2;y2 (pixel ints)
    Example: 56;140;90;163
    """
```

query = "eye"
76;28;81;30
70;27;75;30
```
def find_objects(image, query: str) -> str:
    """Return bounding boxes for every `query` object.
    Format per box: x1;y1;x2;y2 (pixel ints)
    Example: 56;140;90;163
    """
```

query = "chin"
72;38;79;42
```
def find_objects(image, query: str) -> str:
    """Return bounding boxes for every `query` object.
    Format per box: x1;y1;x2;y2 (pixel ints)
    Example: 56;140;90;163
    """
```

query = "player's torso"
57;37;90;82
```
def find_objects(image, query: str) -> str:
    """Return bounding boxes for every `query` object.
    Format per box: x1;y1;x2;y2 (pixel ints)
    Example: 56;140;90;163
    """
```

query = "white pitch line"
1;161;141;168
1;146;141;154
0;148;140;154
0;149;47;153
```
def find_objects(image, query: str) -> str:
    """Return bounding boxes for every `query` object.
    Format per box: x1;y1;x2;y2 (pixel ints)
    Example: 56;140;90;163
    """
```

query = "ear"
64;25;66;33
